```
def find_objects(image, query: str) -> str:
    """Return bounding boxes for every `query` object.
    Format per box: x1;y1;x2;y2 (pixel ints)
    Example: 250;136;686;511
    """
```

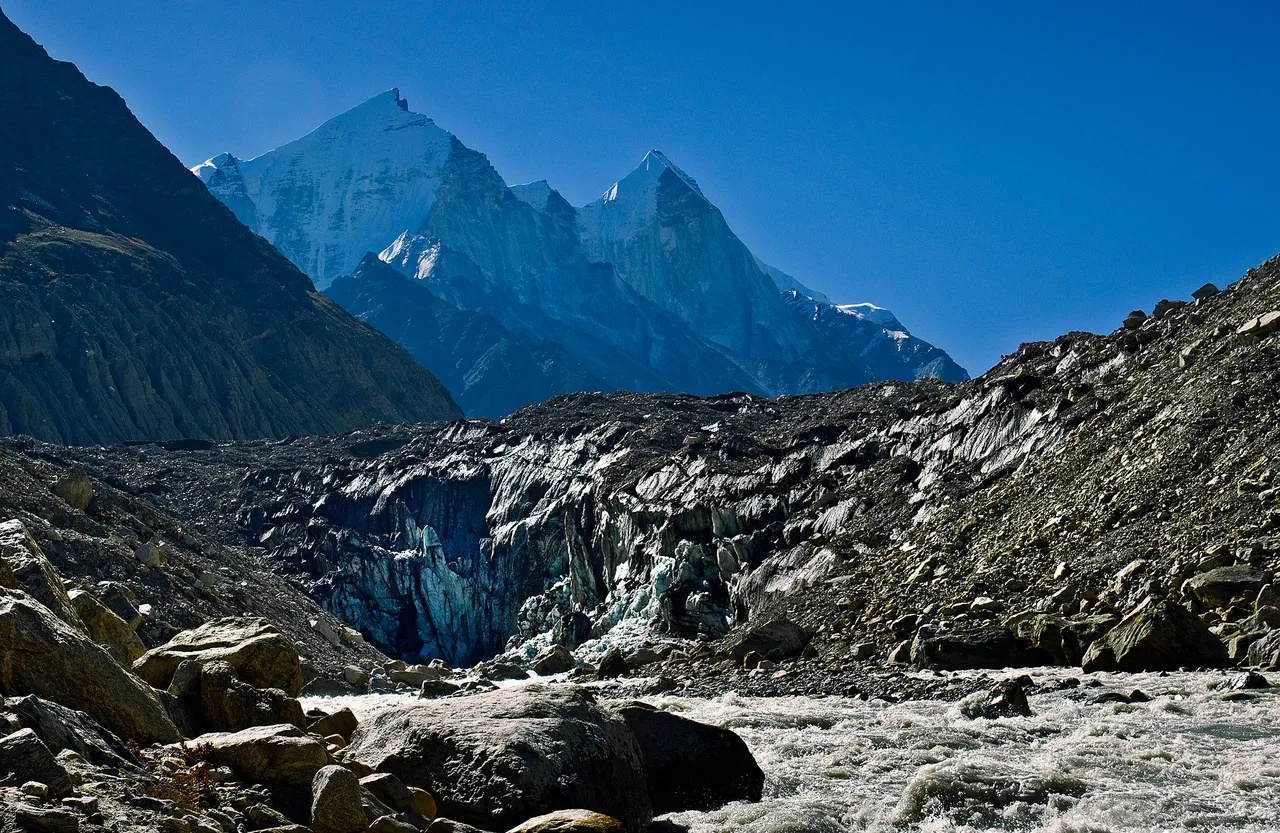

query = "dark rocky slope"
54;256;1280;683
0;12;461;445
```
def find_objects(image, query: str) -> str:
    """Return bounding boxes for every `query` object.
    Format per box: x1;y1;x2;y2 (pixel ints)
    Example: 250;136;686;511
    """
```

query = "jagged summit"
189;88;455;288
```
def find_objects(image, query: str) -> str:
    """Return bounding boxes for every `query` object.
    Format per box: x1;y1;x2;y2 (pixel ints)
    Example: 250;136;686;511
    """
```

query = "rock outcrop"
1081;600;1230;672
134;617;304;697
610;702;763;813
0;587;180;744
344;686;651;833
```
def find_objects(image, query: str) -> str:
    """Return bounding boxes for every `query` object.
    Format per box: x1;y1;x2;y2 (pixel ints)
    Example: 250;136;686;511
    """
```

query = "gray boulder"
910;626;1048;670
610;702;762;813
0;728;73;796
1187;566;1271;610
134;617;304;696
187;724;328;788
68;589;146;665
0;520;84;630
1082;600;1229;672
199;660;306;733
5;695;138;768
0;587;180;744
343;686;651;833
724;619;809;663
310;765;368;833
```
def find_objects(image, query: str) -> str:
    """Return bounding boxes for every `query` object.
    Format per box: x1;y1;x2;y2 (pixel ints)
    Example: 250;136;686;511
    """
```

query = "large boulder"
1187;566;1271;610
0;587;180;744
910;626;1049;670
5;695;138;768
0;728;73;796
0;520;84;630
189;724;327;788
1020;614;1119;666
506;810;623;832
134;617;303;696
68;589;146;665
609;702;762;813
198;660;305;733
344;686;651;833
724;619;809;663
310;765;368;833
1082;600;1229;672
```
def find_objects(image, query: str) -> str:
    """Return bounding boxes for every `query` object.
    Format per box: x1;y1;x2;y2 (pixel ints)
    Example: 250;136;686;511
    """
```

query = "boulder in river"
609;702;763;813
343;685;651;833
0;587;180;744
134;617;304;696
1081;600;1229;672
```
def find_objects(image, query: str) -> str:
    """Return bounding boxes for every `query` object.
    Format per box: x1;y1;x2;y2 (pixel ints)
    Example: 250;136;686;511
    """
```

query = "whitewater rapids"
307;668;1280;832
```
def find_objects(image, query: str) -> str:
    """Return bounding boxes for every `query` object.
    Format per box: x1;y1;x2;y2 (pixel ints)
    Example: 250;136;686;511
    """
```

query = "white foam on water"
306;668;1280;832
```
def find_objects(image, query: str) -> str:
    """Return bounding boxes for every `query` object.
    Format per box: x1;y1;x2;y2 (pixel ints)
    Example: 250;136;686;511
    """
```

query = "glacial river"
309;668;1280;833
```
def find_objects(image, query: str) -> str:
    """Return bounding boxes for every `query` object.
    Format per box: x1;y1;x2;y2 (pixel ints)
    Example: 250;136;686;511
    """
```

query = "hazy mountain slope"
0;14;461;444
328;256;606;418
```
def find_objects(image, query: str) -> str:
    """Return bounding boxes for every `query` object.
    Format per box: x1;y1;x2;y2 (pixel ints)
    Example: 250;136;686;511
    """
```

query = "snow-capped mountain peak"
187;89;455;288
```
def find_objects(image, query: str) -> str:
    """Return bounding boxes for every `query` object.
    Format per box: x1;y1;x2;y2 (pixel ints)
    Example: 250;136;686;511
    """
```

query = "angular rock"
310;708;359;743
199;660;306;733
51;468;94;511
961;679;1032;719
910;627;1048;670
1022;614;1119;666
68;589;146;665
531;645;575;676
1187;566;1272;610
343;686;651;833
0;587;180;744
13;805;80;833
134;617;304;696
610;702;763;813
0;729;73;796
5;696;137;768
189;724;327;788
506;809;624;832
724;619;809;663
0;520;84;630
1082;600;1229;672
359;772;415;814
596;648;628;680
311;765;368;833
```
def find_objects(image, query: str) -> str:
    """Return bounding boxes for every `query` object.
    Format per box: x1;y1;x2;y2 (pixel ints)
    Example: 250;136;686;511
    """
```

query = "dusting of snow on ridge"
837;302;902;329
190;89;454;289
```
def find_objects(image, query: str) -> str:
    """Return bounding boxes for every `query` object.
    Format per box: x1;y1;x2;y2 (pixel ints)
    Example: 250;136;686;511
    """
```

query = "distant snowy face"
191;89;455;289
576;149;705;247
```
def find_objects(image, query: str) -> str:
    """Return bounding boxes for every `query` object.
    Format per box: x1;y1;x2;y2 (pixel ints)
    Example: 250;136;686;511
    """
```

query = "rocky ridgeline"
0;512;760;831
41;256;1280;695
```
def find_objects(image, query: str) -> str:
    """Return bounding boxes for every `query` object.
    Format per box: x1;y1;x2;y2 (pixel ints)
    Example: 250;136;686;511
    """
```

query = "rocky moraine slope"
48;254;1280;697
0;13;461;445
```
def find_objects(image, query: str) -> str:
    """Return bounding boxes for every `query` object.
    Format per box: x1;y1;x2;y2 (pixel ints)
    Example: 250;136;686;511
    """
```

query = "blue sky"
8;1;1280;375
